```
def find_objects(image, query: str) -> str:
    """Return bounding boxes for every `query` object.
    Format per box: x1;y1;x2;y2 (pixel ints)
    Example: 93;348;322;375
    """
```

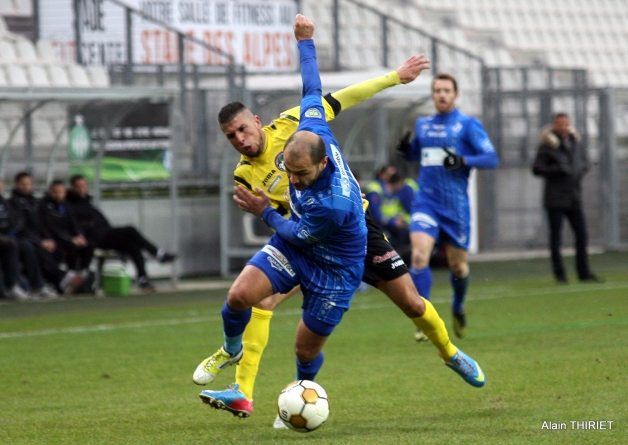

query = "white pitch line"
1;283;626;340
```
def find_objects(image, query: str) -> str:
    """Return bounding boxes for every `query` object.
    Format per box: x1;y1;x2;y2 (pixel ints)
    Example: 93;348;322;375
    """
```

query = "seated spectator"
39;180;93;274
0;180;57;300
66;175;177;291
10;172;82;296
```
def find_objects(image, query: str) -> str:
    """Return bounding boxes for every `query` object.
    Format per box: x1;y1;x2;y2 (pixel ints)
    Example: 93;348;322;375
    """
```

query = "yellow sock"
412;298;457;361
235;307;273;400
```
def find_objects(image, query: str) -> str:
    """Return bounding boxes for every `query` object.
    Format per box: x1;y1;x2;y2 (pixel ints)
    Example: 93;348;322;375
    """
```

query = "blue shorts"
410;199;470;250
248;234;364;331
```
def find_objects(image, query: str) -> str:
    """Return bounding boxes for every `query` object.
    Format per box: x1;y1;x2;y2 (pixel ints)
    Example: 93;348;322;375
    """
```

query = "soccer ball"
277;380;330;432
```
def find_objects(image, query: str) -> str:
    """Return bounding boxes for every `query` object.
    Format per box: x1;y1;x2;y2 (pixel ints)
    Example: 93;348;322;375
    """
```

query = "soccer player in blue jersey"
192;14;368;415
398;73;499;339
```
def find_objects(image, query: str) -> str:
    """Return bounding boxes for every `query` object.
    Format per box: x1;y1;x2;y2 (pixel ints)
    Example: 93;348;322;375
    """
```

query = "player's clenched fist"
294;14;314;41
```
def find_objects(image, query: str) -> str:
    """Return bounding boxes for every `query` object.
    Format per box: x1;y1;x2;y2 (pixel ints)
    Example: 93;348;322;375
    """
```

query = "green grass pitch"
1;251;626;444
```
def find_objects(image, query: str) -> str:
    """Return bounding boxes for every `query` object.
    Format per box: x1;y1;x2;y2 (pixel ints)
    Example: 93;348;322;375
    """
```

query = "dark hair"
49;179;65;189
218;102;248;125
387;172;403;185
432;73;458;92
374;164;393;179
553;112;569;120
69;174;85;186
14;171;31;183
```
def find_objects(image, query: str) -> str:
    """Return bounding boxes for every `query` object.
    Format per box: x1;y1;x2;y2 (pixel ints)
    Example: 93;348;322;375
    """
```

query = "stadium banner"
68;102;171;182
38;0;298;72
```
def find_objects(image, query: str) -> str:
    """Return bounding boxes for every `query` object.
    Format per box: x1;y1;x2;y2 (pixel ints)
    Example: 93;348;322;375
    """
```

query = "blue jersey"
406;108;498;211
261;39;367;267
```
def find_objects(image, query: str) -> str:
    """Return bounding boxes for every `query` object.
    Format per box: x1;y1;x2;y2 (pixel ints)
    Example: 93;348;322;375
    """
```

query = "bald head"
283;131;328;190
284;131;326;164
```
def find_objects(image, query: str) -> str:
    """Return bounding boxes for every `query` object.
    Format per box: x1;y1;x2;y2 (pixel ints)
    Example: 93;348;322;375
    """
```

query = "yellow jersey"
233;70;403;217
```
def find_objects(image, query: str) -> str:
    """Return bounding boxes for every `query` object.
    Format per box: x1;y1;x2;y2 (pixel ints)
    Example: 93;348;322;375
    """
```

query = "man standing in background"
532;113;602;284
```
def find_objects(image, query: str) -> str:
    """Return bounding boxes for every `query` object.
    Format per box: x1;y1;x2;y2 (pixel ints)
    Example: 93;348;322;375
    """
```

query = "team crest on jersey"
298;226;317;242
275;152;286;171
305;108;322;118
452;122;463;134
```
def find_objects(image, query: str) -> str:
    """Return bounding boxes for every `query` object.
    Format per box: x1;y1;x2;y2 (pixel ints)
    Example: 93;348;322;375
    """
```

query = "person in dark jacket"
39;180;93;273
66;175;177;291
532;113;602;283
0;181;57;301
10;172;82;295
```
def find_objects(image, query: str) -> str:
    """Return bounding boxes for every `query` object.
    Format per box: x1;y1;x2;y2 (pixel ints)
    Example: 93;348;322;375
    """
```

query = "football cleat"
193;346;243;385
414;329;429;342
453;311;466;339
199;384;253;418
441;348;486;388
273;414;289;429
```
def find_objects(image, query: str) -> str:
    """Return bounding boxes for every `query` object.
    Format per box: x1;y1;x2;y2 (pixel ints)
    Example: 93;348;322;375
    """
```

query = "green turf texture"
1;252;626;444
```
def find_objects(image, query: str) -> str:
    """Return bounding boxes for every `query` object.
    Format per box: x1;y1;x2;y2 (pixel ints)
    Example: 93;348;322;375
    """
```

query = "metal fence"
481;67;626;251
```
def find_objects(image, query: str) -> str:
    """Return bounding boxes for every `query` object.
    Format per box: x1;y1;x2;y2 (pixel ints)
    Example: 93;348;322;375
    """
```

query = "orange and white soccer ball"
277;380;330;432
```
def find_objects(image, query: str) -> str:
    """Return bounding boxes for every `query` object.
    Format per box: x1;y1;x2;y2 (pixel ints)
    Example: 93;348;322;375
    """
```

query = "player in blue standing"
397;73;499;339
192;13;369;415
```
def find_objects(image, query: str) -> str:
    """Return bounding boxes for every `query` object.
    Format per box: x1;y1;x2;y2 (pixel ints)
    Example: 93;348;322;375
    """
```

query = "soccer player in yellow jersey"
194;50;486;424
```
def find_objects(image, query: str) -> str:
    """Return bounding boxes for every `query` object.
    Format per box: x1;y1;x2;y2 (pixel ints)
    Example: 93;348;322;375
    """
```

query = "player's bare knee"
411;249;430;269
226;284;252;309
294;345;319;363
449;261;469;278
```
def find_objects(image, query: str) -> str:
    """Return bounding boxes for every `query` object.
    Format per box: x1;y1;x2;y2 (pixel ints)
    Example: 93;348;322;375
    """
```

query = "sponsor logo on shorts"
391;259;405;269
261;245;295;277
372;249;401;264
412;212;438;228
305;108;322;118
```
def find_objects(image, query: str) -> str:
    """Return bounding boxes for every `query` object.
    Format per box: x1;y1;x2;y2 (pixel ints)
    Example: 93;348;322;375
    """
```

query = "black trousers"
546;206;591;280
96;226;158;278
17;238;45;290
0;235;20;292
55;238;94;271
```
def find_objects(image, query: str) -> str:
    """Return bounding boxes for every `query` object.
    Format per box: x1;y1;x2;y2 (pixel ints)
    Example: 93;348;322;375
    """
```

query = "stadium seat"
47;64;71;87
15;38;39;63
12;0;32;16
36;40;61;63
67;64;91;87
27;64;50;87
0;0;13;15
0;38;18;63
5;64;28;86
86;65;111;88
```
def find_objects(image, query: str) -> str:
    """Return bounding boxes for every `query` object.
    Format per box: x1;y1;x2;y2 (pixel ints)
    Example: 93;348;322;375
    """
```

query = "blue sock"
410;266;432;300
221;301;251;355
297;352;324;381
450;272;470;314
